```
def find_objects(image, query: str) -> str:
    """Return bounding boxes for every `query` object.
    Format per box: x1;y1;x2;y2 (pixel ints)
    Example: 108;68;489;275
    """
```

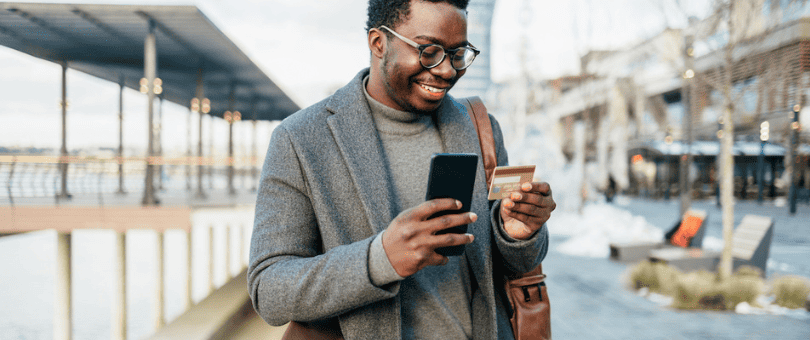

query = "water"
0;208;254;340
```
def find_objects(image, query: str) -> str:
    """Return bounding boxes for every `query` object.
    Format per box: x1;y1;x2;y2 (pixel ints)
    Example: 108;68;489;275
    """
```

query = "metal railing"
0;154;260;206
1;154;259;340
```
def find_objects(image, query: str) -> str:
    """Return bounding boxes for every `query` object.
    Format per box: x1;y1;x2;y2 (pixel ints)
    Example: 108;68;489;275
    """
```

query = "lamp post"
790;105;801;214
665;132;673;200
680;34;695;216
758;121;769;205
716;118;724;207
224;110;241;195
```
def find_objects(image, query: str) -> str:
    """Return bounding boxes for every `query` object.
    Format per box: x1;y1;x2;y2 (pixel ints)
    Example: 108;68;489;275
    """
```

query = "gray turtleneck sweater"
363;79;473;340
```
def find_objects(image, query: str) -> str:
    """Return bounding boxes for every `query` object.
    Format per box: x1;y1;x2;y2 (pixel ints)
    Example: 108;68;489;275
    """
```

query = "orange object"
671;214;704;247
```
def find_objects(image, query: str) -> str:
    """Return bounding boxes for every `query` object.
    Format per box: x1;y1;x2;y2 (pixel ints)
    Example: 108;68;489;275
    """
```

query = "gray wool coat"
248;68;547;340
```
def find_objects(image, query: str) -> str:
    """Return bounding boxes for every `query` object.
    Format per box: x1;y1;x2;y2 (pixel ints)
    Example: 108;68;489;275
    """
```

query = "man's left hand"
501;181;556;240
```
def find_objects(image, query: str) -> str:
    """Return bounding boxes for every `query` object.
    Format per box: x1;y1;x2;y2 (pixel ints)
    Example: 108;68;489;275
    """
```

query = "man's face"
375;1;469;114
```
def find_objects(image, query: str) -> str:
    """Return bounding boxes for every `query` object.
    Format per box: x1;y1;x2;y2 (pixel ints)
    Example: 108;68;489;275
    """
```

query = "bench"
729;215;774;275
609;209;708;262
649;215;774;276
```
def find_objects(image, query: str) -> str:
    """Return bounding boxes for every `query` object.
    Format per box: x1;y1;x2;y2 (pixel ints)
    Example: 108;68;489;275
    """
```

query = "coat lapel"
436;97;496;331
327;69;402;339
325;70;396;235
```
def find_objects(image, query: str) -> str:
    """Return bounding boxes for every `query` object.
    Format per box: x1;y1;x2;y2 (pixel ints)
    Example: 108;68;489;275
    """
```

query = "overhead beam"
7;7;78;44
0;23;56;59
71;8;136;46
135;11;204;67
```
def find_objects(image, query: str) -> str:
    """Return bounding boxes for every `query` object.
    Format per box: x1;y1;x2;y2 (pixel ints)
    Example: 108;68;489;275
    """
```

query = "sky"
0;0;711;153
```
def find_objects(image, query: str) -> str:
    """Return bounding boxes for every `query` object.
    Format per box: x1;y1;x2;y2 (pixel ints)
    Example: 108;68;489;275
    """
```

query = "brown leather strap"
462;96;497;189
462;96;544;284
506;264;545;283
283;321;344;340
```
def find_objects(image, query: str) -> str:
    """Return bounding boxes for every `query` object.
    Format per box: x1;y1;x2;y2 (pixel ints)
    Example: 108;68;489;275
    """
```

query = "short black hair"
365;0;470;33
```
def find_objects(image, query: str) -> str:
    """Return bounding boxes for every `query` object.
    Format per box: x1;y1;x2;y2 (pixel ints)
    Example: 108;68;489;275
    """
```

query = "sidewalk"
545;197;810;339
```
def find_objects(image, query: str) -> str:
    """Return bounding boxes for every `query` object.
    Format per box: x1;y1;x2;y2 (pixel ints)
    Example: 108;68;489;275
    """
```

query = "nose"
429;53;457;80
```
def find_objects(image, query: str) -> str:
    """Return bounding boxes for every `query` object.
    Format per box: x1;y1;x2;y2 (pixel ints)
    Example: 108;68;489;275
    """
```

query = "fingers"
406;198;463;221
425;211;478;233
502;207;547;226
504;198;555;217
503;182;557;211
423;231;475;249
501;181;556;230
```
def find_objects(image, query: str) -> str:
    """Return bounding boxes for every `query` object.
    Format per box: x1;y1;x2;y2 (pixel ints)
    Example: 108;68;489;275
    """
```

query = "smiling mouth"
419;83;446;97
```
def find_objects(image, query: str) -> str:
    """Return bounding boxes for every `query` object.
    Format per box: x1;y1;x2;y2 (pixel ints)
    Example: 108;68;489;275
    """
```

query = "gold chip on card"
487;165;535;200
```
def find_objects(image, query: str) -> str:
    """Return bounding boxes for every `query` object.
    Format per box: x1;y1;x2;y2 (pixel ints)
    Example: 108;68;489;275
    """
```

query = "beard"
380;48;449;116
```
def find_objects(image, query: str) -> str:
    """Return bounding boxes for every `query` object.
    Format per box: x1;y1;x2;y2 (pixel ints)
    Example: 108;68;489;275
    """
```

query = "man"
248;0;555;339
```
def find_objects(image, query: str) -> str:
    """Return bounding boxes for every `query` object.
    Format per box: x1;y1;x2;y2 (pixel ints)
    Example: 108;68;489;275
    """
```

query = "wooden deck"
147;269;288;340
0;188;269;339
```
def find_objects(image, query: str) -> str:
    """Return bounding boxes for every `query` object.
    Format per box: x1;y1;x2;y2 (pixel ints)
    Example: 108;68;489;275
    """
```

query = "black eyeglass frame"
379;25;481;71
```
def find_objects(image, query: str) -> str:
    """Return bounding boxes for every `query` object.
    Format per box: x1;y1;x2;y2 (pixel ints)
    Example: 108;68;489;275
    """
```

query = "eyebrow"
413;34;470;49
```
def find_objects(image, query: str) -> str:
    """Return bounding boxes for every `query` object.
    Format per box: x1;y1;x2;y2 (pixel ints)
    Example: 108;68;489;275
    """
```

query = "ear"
368;28;386;59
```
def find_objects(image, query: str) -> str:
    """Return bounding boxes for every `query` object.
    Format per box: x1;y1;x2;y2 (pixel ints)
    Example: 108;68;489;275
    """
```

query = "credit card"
487;165;536;200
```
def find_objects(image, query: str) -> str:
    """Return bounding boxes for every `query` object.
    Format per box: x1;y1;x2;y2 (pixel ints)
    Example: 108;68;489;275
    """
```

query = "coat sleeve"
248;125;399;326
487;115;549;275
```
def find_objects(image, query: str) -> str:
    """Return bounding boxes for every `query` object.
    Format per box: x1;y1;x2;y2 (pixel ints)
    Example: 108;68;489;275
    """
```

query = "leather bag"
281;319;343;340
462;96;551;340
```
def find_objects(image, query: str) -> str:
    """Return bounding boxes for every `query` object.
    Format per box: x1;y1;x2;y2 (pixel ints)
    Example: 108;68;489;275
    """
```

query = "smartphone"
425;153;479;256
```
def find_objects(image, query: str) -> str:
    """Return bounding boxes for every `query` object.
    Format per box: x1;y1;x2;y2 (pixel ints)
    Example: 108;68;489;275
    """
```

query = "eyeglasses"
379;25;480;71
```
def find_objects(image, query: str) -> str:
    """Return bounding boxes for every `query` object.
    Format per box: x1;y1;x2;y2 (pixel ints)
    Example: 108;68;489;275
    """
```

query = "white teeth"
421;84;444;93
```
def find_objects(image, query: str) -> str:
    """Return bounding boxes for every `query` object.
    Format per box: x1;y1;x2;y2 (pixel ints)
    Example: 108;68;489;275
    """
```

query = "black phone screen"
425;153;478;256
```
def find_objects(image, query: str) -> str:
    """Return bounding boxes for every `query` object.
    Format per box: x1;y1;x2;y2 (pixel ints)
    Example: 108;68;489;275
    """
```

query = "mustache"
412;75;456;88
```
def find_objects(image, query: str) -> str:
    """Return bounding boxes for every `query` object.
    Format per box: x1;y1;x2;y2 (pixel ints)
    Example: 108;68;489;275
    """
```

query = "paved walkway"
546;197;810;339
545;239;809;339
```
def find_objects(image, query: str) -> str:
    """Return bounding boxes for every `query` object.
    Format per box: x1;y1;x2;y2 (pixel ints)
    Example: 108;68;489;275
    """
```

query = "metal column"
154;231;165;329
112;232;127;340
227;84;236;195
57;62;71;201
117;81;126;195
194;68;207;199
251;117;258;192
157;96;164;191
186;106;192;191
186;229;194;309
757;140;765;204
54;232;71;340
208;114;214;190
142;19;158;206
790;105;800;214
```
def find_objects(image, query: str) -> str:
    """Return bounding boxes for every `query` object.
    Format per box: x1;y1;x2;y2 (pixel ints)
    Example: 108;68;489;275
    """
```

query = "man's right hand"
381;198;477;277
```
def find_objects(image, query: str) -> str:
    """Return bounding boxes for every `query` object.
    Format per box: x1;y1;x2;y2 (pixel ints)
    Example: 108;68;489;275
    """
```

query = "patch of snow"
547;203;663;257
734;295;810;319
735;301;765;315
702;236;724;252
648;292;674;306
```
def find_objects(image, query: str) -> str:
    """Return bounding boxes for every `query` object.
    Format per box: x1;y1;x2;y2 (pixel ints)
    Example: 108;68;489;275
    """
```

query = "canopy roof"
630;140;798;158
0;2;300;121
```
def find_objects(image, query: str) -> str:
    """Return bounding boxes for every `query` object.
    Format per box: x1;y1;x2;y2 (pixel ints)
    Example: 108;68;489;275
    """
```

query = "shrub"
628;261;681;296
770;276;810;309
630;263;767;311
718;274;764;309
733;265;763;278
672;270;720;310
